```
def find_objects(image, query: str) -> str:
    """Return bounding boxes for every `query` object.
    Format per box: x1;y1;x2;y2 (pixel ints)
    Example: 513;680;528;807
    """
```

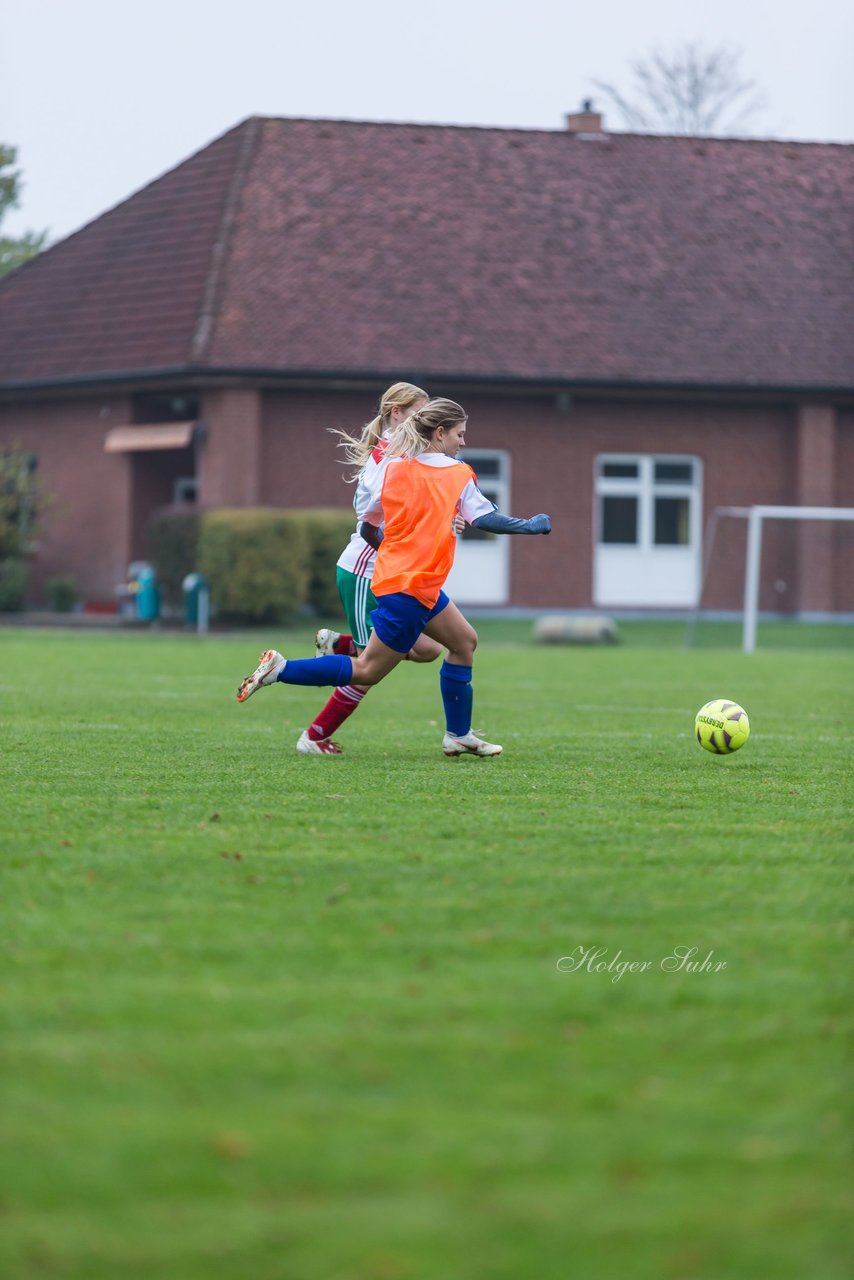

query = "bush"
45;575;78;613
198;509;310;624
301;507;357;618
0;449;42;560
147;508;201;609
0;558;27;611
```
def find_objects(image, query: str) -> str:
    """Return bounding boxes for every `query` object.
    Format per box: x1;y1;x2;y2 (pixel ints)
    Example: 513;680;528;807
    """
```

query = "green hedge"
147;508;201;609
300;507;356;618
145;506;356;623
198;509;311;624
0;558;27;611
45;575;78;612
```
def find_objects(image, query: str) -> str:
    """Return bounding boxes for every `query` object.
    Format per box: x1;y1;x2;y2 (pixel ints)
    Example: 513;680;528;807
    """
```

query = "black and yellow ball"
695;699;750;754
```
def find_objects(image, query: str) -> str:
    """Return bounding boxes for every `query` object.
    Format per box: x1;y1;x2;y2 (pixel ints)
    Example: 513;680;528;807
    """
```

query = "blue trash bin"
136;566;160;621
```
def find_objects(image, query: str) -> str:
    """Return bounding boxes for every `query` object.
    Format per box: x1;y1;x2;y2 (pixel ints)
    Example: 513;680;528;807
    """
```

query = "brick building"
0;113;852;613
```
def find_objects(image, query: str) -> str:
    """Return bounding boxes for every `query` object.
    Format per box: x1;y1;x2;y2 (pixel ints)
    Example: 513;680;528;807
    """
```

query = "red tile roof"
1;116;852;390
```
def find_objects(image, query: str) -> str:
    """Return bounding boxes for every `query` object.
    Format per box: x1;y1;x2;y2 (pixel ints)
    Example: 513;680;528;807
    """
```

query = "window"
468;456;501;479
594;454;703;608
601;496;638;544
132;391;199;424
654;461;693;483
596;455;699;549
654;496;690;545
602;461;639;479
459;450;509;541
444;448;511;605
173;478;198;504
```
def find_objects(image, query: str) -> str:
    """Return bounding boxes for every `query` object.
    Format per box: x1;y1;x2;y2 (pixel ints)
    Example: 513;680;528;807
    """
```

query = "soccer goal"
686;505;854;652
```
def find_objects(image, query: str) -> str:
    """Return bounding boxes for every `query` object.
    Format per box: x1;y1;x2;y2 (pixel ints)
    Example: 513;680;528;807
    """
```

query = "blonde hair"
331;381;428;477
383;398;468;461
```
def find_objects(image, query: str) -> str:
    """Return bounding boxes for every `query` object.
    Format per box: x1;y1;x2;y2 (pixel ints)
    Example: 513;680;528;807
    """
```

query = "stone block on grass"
533;614;618;645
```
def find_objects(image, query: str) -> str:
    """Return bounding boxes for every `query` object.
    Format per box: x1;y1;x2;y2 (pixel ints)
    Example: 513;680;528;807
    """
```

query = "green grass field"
1;622;851;1280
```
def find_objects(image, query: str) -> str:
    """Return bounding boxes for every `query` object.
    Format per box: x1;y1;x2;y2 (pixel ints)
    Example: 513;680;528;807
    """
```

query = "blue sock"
440;660;473;736
276;655;353;687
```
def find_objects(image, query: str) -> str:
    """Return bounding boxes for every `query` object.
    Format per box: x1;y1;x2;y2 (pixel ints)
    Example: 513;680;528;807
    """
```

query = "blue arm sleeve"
472;512;551;535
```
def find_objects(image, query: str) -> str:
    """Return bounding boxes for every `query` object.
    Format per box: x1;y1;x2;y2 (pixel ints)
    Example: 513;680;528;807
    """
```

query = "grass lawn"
1;621;851;1279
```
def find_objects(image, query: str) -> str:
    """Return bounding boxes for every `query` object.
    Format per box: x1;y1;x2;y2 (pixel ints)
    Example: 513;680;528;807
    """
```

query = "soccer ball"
694;699;750;755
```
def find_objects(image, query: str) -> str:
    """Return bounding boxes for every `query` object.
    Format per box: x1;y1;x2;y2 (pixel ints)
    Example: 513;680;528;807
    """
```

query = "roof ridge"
241;113;853;149
189;117;262;363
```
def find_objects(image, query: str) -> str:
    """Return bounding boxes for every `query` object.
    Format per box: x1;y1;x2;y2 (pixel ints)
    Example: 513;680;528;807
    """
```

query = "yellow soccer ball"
695;699;750;755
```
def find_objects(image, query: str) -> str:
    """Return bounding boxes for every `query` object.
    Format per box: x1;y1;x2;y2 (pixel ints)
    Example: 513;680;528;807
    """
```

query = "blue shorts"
371;590;450;655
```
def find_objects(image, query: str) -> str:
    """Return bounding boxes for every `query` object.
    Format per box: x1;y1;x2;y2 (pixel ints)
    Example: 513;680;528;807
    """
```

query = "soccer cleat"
236;649;285;702
442;730;503;758
296;730;343;755
315;628;341;656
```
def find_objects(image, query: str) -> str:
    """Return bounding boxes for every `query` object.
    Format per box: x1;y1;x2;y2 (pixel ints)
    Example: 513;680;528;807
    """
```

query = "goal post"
685;505;854;652
742;506;854;653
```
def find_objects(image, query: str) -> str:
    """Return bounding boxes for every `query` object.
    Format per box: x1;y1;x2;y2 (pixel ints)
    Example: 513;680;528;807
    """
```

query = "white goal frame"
688;505;854;652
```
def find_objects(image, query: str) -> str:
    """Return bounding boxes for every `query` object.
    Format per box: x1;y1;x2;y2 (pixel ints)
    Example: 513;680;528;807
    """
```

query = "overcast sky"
4;0;853;243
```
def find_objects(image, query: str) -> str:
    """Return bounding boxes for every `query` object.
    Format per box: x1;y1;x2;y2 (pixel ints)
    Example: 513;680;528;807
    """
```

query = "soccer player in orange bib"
298;381;444;756
237;399;551;756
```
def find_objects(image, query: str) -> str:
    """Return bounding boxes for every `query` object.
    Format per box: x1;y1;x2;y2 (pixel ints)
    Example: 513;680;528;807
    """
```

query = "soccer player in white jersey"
238;398;551;756
297;383;443;754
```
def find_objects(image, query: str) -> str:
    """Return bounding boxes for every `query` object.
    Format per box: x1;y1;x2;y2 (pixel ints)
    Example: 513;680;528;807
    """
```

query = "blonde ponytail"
330;381;428;478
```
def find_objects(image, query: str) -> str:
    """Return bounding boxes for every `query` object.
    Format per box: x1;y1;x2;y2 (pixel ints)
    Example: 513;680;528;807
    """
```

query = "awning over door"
104;422;198;453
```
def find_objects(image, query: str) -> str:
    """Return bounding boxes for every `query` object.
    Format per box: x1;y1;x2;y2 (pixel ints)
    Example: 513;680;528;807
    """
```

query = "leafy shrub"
0;449;41;559
198;509;310;624
300;507;357;618
147;508;201;609
0;558;27;611
45;575;78;612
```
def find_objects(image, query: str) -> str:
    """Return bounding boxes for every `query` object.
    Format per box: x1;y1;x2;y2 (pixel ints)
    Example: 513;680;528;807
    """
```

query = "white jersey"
360;453;496;526
336;437;395;579
338;442;497;579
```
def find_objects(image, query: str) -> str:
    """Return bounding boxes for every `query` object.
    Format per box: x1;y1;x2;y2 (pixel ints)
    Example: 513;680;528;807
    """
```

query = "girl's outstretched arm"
471;512;551;535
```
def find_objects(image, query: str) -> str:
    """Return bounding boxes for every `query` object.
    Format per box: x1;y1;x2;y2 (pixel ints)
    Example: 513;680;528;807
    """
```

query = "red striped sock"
334;635;358;657
308;685;366;740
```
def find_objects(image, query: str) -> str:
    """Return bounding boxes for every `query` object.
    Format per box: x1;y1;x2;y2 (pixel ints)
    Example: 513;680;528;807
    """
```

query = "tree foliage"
592;42;764;136
0;143;48;278
0;448;42;558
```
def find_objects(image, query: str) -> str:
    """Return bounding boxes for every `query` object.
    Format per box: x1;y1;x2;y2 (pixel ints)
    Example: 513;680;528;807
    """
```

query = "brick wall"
1;384;849;614
0;394;133;605
833;410;854;612
198;388;262;506
254;389;808;611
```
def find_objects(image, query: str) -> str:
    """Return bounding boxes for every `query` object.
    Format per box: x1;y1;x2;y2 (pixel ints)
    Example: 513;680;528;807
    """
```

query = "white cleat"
296;730;343;755
315;628;341;656
236;649;286;702
442;731;503;758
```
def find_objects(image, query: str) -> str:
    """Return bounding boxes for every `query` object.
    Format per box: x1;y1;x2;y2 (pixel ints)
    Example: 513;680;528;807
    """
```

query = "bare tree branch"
592;42;765;136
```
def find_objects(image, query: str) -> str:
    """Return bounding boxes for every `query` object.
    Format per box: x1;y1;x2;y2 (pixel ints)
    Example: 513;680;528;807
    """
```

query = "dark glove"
359;522;384;551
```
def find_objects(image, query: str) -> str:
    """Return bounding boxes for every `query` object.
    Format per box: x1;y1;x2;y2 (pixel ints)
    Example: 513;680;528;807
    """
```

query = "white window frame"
593;453;704;607
459;449;511;532
595;454;702;550
444;449;511;604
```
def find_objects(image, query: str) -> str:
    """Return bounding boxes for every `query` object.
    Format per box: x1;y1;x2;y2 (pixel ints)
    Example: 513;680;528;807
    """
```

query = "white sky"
3;0;853;243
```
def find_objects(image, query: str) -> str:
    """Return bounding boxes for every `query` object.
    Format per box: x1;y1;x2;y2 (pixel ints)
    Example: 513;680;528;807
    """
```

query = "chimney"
565;99;604;136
